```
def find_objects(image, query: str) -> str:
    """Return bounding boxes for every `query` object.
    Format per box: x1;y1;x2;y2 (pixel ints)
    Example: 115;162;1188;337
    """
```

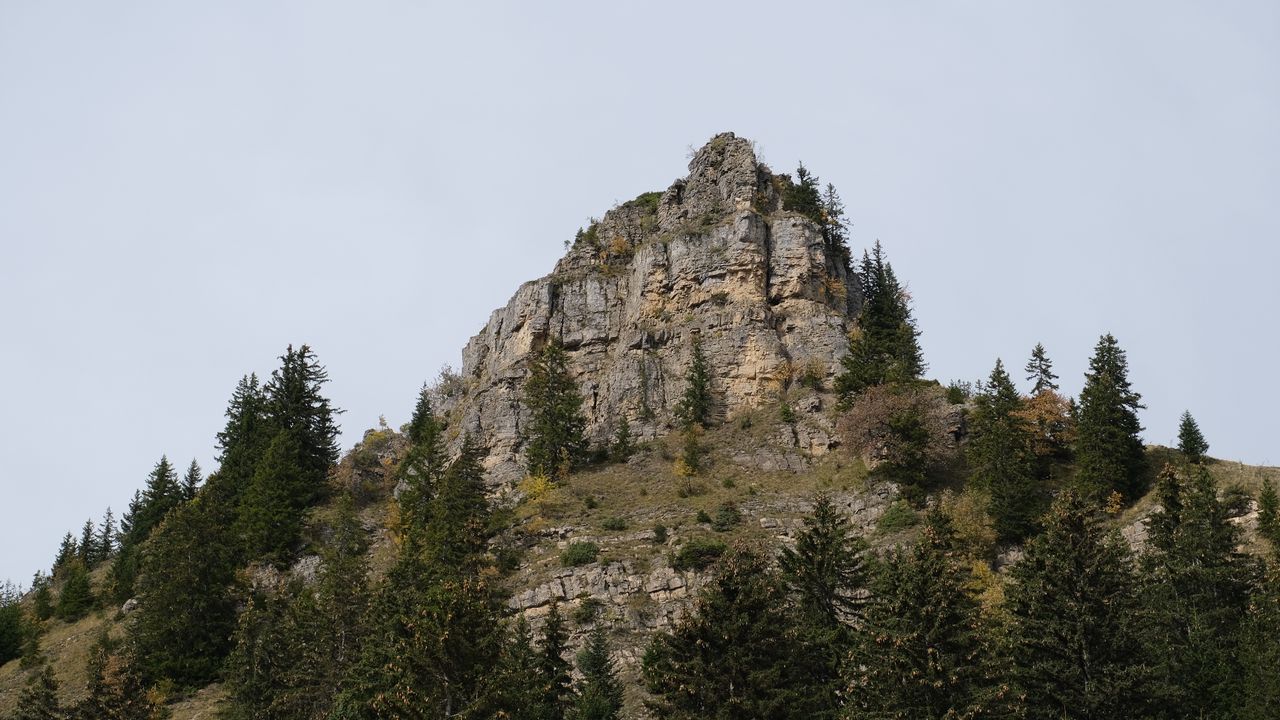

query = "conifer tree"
76;631;169;720
1005;491;1153;718
821;182;852;270
125;456;183;547
225;585;311;720
263;344;342;485
1140;464;1259;717
31;572;54;622
131;495;238;688
397;389;447;552
610;419;633;463
570;624;623;720
209;373;270;507
54;560;93;621
1024;342;1059;394
181;459;202;500
423;435;491;572
487;616;546;720
780;494;868;630
96;508;116;565
1238;572;1280;720
1258;476;1280;553
52;533;77;577
0;582;25;665
1176;410;1209;464
675;335;712;429
236;429;310;559
782;162;823;223
847;510;996;719
77;520;96;569
967;359;1042;541
538;603;572;720
12;665;64;720
1075;334;1147;500
642;546;825;719
835;241;924;402
524;341;587;480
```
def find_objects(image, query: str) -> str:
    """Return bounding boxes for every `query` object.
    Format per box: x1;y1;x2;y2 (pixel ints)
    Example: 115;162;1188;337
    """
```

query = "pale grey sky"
2;1;1277;586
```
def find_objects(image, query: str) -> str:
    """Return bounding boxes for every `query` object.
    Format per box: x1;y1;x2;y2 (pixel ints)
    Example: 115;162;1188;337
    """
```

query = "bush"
561;541;600;567
711;502;742;532
573;596;604;625
601;516;628;532
1222;483;1253;518
945;380;973;404
695;510;712;524
652;524;668;544
671;538;727;571
876;500;918;534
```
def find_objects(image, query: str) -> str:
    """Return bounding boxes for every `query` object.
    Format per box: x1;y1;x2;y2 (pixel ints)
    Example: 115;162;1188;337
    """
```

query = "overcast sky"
2;1;1277;586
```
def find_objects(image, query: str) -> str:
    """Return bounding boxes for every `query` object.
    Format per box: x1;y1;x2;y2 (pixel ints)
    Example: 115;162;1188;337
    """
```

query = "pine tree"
0;582;25;665
1024;342;1059;394
675;334;712;429
1176;410;1209;464
423;435;491;572
397;388;447;546
967;359;1042;541
487;616;546;720
570;624;623;720
52;533;77;577
96;508;116;565
54;560;93;621
263;344;342;486
224;585;311;720
31;572;54;621
1006;491;1153;718
642;546;825;719
524;341;587;480
1141;464;1259;717
610;419;633;463
538;603;572;720
181;459;202;500
236;428;311;559
12;665;64;720
835;241;924;402
847;510;996;719
821;182;852;271
131;495;238;688
126;456;183;546
1075;334;1147;500
76;631;169;720
1258;476;1280;553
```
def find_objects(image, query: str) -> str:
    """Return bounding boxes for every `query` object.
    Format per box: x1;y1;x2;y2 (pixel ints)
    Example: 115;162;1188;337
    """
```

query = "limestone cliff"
439;133;861;486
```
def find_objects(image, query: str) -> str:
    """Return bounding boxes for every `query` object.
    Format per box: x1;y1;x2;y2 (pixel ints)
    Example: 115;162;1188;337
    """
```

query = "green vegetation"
1075;333;1147;500
670;537;727;571
1177;409;1209;463
524;341;588;481
561;541;600;567
834;240;924;402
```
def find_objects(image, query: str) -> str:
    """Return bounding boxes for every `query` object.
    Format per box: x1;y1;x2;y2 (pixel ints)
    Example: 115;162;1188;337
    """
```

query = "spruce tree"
52;533;77;577
1005;491;1153;718
236;428;310;559
131;495;238;688
780;494;868;629
847;510;995;719
0;582;25;665
54;560;93;621
967;359;1042;541
263;344;342;486
181;459;202;500
396;390;447;552
1075;333;1147;500
77;631;168;720
96;508;116;565
126;456;183;547
1176;410;1209;464
1238;572;1280;720
835;241;924;402
642;546;825;719
1141;464;1259;717
524;341;587;480
423;435;491;572
77;520;96;569
209;373;270;507
1258;476;1280;553
538;603;572;720
487;616;546;720
821;182;852;270
12;665;64;720
782;162;823;223
570;624;623;720
610;419;633;463
1024;342;1059;394
225;585;311;720
31;572;54;622
675;334;712;429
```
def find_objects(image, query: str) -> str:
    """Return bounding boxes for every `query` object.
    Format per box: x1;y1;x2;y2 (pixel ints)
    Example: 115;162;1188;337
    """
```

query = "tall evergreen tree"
524;341;587;480
76;631;168;720
1176;410;1209;464
397;389;447;553
31;572;54;622
967;359;1042;541
1258;476;1280;553
782;162;823;222
1075;334;1147;500
570;624;623;720
180;459;202;500
538;603;572;720
487;616;546;720
96;508;116;565
642;546;825;719
263;344;342;488
1238;571;1280;720
54;560;93;621
52;532;77;577
12;665;64;720
1024;343;1059;394
125;456;183;547
1005;491;1153;718
77;520;97;569
835;241;924;402
131;495;238;688
846;510;996;719
209;373;270;508
0;582;25;665
1140;464;1258;717
675;334;713;429
236;428;311;559
780;494;868;630
821;182;852;270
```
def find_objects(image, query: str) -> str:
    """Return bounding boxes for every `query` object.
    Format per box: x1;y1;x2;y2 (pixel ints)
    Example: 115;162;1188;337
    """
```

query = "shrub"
652;524;668;544
711;502;742;532
945;380;974;404
876;500;918;534
584;496;599;510
1221;483;1253;518
721;476;736;489
671;538;727;571
695;510;712;524
573;596;604;624
601;516;628;532
561;541;600;567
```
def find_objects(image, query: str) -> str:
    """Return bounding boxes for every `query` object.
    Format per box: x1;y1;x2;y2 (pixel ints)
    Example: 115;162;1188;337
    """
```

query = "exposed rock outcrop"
439;133;861;487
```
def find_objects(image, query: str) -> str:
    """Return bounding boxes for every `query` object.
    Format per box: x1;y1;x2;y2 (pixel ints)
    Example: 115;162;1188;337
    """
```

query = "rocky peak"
438;132;862;486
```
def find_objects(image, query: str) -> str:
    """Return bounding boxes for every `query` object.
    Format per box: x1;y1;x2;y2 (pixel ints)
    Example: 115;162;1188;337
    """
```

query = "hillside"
3;133;1280;720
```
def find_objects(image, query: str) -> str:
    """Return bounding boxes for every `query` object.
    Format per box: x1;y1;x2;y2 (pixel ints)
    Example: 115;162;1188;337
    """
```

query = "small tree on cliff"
835;241;924;403
524;341;587;481
1176;410;1209;464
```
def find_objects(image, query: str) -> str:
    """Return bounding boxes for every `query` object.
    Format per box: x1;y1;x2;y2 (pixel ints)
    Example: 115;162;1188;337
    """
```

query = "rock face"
439;133;861;486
